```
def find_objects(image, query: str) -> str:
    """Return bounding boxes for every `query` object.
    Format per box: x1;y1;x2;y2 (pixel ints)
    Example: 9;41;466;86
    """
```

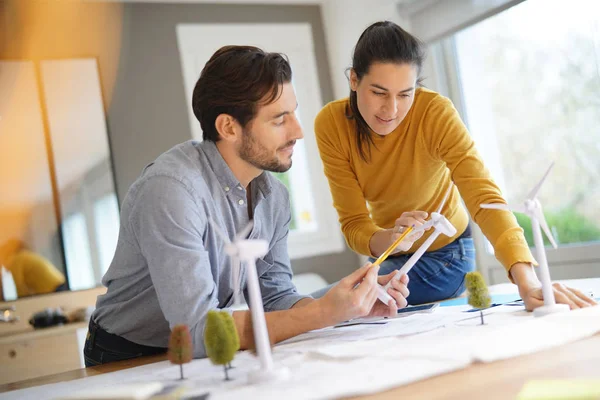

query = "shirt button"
224;186;230;192
237;186;243;190
238;199;245;205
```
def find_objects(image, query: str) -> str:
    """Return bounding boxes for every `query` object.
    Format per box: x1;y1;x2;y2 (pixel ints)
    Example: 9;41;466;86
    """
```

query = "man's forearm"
291;297;314;308
232;298;332;350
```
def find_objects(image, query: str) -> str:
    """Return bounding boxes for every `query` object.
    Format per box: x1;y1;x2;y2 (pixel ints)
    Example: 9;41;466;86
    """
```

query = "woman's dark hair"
192;45;292;142
347;21;425;161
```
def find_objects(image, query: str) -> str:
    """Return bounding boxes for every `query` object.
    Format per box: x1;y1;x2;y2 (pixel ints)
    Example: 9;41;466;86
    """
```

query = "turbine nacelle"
426;212;457;237
224;243;240;257
235;240;269;261
524;198;541;214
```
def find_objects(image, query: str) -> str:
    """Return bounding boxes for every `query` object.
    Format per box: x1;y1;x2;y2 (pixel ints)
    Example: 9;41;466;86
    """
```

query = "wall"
320;0;413;100
0;1;364;286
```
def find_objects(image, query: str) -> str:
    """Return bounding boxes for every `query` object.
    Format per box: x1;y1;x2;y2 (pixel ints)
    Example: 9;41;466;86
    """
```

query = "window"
176;23;344;259
93;193;120;275
62;212;95;291
427;0;600;282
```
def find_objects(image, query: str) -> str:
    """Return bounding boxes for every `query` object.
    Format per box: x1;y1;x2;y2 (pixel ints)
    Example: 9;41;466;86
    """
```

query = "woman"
314;21;595;310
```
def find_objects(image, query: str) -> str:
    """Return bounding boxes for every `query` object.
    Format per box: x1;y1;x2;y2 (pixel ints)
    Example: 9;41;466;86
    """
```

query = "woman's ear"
214;114;240;142
349;69;359;92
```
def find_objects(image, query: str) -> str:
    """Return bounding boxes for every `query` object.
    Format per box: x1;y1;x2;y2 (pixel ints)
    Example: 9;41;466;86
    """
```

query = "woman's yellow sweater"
314;87;535;273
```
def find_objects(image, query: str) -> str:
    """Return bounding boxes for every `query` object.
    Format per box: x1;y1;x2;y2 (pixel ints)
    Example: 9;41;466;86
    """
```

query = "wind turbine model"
480;162;569;317
209;219;290;383
383;183;457;292
213;220;253;308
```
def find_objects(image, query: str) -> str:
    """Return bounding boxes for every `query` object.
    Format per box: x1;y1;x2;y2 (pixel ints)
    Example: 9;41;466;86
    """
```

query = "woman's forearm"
369;229;393;257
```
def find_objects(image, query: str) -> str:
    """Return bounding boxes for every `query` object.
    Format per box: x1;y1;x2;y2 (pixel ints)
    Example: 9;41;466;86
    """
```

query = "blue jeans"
84;319;166;367
371;237;476;305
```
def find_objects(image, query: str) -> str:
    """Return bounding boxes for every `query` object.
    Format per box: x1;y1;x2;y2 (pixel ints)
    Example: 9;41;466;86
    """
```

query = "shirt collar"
197;140;272;200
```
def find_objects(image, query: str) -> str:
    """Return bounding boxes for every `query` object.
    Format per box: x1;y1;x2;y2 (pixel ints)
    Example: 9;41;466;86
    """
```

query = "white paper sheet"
275;307;485;354
4;305;600;400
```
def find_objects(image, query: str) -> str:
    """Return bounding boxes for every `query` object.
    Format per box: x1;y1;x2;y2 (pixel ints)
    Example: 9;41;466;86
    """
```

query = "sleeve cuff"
493;231;537;282
354;226;384;258
266;294;312;312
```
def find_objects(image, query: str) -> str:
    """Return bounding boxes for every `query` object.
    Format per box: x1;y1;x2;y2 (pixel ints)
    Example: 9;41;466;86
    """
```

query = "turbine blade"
509;203;527;214
436;182;454;214
535;208;558;249
527;162;554;200
480;203;510;211
235;220;254;241
208;217;231;243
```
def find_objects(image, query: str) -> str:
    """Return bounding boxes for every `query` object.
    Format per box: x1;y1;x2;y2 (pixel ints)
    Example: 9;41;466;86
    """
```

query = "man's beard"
239;129;295;173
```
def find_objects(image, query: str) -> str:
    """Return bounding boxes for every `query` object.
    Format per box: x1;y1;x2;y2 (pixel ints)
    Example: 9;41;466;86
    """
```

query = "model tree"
204;310;240;380
221;311;240;370
168;324;193;380
465;271;492;325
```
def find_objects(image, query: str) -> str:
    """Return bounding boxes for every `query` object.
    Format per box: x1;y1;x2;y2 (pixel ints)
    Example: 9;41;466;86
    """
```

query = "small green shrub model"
204;311;240;380
465;271;492;325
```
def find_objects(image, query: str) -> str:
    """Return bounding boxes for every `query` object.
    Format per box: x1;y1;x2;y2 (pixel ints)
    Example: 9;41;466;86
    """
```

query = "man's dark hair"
192;45;293;142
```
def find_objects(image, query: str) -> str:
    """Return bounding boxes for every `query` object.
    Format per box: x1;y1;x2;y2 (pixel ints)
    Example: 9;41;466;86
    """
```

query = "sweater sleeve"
421;96;536;272
314;105;381;256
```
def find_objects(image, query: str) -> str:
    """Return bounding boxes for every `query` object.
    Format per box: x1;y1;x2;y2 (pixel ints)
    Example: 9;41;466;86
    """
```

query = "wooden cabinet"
0;323;87;385
0;287;105;385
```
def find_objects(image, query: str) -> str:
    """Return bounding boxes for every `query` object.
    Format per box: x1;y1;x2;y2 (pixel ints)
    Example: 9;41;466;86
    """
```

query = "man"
84;45;409;366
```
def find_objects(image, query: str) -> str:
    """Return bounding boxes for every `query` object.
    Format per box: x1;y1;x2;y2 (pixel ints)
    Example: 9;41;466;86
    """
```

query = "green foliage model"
465;272;492;325
168;324;193;380
204;310;241;380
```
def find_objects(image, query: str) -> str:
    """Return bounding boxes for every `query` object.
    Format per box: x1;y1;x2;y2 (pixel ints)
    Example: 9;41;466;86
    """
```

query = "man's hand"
391;211;430;253
367;271;410;317
318;263;410;324
511;262;598;311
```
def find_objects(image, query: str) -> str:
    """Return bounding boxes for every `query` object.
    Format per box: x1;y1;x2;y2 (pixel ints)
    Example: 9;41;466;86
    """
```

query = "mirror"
0;60;66;300
0;58;119;300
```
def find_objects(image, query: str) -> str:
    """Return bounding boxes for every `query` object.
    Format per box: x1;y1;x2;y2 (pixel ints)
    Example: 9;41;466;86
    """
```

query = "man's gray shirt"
93;140;309;357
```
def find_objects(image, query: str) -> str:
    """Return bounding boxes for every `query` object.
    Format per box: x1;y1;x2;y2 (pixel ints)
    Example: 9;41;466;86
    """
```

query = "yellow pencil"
372;226;414;267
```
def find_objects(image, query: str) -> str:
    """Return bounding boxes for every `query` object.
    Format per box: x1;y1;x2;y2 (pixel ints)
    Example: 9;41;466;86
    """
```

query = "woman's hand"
511;262;598;311
368;211;432;257
390;211;430;253
520;283;597;311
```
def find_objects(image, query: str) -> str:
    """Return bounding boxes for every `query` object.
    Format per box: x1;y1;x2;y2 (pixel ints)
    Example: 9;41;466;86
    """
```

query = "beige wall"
0;1;359;291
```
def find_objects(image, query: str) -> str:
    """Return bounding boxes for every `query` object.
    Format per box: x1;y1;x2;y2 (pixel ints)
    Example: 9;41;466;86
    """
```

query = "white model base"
533;303;570;318
248;366;290;384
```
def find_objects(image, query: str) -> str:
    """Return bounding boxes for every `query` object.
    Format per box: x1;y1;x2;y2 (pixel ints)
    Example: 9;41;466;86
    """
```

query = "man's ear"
349;69;359;92
215;114;241;142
